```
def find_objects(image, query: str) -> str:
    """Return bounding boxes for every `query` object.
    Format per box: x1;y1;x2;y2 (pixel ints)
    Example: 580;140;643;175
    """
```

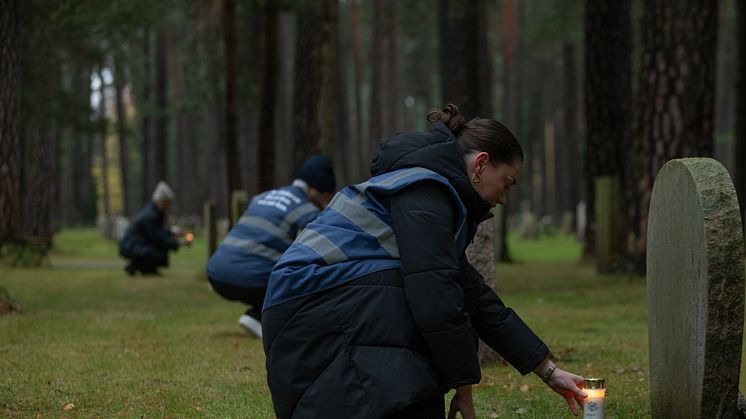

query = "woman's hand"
447;385;476;419
534;358;586;416
546;368;587;416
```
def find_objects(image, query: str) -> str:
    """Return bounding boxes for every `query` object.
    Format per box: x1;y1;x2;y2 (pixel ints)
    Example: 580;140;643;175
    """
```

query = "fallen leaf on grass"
62;403;75;411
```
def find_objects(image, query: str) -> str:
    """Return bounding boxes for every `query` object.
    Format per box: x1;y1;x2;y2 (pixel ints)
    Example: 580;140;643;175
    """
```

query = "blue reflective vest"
264;167;468;310
207;186;319;288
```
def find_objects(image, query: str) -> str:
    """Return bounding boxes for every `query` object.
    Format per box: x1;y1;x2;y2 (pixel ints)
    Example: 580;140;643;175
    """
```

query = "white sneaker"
238;314;263;338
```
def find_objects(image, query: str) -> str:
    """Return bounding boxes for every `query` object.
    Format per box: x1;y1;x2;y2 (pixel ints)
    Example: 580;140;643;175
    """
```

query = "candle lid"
584;377;605;389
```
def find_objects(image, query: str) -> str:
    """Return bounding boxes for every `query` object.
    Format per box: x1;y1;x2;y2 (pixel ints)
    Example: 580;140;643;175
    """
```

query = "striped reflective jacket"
207;186;319;287
264;167;468;310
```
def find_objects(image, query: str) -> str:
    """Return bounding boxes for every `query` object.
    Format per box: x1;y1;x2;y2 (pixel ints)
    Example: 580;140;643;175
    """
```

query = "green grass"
0;229;650;418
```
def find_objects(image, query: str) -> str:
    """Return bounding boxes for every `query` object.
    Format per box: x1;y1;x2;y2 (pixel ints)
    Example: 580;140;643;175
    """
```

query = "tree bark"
629;0;718;273
98;68;112;236
114;55;132;217
223;0;241;211
350;0;365;181
583;0;632;260
292;0;335;173
0;0;21;243
439;0;480;119
258;1;278;192
154;28;169;184
140;28;153;207
736;0;746;236
497;0;516;262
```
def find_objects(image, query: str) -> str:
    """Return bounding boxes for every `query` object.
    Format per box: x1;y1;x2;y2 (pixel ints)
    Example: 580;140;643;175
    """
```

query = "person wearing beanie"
206;156;337;338
119;181;185;276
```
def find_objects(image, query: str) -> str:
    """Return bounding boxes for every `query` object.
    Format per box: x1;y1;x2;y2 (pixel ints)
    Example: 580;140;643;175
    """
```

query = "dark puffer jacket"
119;202;178;266
262;123;549;418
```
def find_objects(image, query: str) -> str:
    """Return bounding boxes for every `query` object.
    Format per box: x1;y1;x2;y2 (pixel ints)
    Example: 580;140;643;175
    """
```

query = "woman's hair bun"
427;103;467;135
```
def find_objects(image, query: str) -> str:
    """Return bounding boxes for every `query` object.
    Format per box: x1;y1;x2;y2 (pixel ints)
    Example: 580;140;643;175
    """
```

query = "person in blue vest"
262;105;587;419
120;181;186;276
207;156;336;338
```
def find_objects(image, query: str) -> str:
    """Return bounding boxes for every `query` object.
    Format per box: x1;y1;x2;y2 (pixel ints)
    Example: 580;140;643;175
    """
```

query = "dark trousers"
386;396;445;419
208;277;266;320
127;256;166;274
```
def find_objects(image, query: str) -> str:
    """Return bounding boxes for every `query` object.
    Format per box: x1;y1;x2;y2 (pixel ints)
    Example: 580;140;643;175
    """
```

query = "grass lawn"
0;228;650;418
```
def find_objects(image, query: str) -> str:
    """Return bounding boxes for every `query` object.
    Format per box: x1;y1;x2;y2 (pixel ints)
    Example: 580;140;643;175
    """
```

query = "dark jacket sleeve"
141;211;179;251
459;257;550;375
386;181;481;390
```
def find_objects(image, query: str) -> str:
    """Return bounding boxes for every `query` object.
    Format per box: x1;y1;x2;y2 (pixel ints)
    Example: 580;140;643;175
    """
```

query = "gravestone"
647;158;744;418
230;190;249;226
595;176;621;272
203;201;217;258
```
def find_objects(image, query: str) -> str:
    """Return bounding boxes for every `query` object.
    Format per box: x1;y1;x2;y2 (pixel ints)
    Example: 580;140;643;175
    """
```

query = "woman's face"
468;152;522;207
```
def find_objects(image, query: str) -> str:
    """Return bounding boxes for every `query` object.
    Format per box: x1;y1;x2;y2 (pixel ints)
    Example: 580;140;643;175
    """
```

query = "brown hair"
427;103;524;166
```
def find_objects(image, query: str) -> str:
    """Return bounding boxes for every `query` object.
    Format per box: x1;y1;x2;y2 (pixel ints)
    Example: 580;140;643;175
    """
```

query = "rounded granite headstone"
648;158;744;418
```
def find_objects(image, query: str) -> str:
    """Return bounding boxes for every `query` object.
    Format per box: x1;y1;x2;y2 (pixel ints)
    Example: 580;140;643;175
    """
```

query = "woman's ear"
474;151;490;168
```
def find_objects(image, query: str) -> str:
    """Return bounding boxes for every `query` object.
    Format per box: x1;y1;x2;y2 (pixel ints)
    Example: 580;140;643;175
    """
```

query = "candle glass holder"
583;377;605;419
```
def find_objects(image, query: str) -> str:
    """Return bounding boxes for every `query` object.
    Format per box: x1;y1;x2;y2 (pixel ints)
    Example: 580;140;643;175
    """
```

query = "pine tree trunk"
350;0;365;180
497;0;516;262
735;0;746;236
335;1;351;185
292;0;335;173
0;0;21;243
583;0;632;261
439;0;479;119
629;0;718;273
154;28;169;184
258;2;278;192
114;56;132;217
223;0;241;209
98;69;112;236
141;29;153;206
27;128;55;240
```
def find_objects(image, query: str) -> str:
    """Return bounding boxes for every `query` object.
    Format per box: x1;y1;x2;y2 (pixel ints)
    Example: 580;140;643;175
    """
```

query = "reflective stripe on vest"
220;187;318;260
264;167;468;310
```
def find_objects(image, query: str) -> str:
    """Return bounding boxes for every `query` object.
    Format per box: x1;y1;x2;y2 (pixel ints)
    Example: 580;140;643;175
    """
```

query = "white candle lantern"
583;377;605;419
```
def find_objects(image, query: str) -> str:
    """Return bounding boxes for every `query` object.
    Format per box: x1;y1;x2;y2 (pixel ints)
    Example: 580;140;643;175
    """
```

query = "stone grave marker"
230;190;249;226
647;158;744;418
595;175;621;273
203;201;217;258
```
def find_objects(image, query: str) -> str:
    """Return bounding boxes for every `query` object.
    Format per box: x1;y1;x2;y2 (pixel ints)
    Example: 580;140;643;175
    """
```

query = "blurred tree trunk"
334;1;351;185
114;55;132;217
318;3;339;165
0;0;21;244
98;68;112;236
439;0;479;119
140;28;153;206
154;28;169;184
583;0;631;260
369;0;395;156
223;0;241;212
27;127;55;240
350;0;365;180
258;1;278;192
169;24;188;216
274;11;295;186
628;0;718;273
292;0;335;172
497;0;516;262
560;43;579;220
736;0;746;236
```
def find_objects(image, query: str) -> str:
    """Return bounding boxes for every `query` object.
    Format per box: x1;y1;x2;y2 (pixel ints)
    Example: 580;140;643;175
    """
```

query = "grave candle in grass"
583;378;605;419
